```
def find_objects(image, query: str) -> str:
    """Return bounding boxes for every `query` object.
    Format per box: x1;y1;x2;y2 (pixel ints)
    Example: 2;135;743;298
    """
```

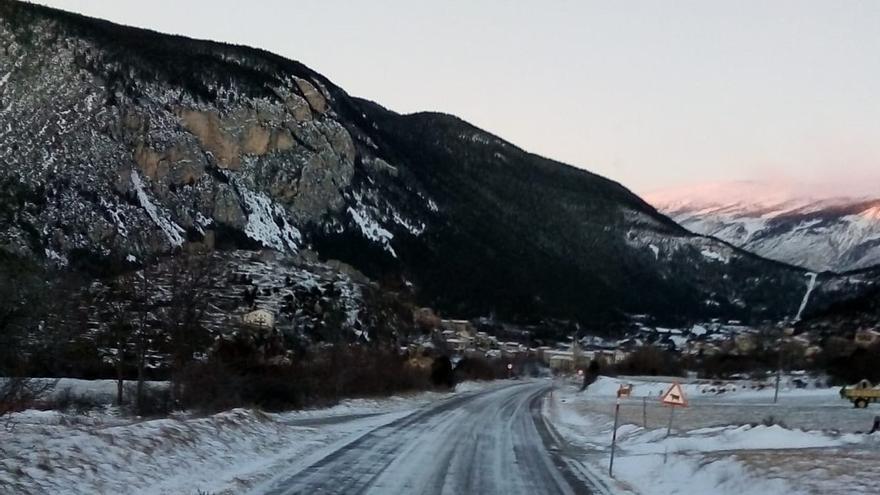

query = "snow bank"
608;423;864;495
0;408;328;494
0;380;504;494
613;451;793;495
547;378;880;495
615;423;862;455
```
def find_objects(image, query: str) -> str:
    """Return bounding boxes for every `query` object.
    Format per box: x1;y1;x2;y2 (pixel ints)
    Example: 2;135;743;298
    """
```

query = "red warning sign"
660;382;688;407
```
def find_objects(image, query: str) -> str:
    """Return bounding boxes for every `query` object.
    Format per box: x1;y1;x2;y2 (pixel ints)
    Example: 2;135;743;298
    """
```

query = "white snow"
546;375;880;495
44;248;68;266
690;324;708;336
130;170;185;247
237;184;301;252
700;248;730;263
391;210;426;236
645;181;880;272
347;205;396;257
0;381;502;495
100;198;130;238
794;272;818;322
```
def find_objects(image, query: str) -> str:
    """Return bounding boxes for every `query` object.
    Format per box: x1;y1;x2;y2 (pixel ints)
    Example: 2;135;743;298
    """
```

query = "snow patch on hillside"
645;181;880;271
392;210;426;236
348;206;395;256
701;248;730;264
346;190;400;256
130;170;185;247
237;185;301;252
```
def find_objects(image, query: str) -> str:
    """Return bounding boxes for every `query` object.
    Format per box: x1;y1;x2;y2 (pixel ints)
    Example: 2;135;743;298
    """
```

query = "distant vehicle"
841;380;880;408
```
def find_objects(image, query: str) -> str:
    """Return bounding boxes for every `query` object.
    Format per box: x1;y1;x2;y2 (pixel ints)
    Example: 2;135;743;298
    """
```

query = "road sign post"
609;399;621;477
660;382;688;438
642;397;647;428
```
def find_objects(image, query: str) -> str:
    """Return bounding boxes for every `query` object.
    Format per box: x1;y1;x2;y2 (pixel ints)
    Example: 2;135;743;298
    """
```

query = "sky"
36;0;880;196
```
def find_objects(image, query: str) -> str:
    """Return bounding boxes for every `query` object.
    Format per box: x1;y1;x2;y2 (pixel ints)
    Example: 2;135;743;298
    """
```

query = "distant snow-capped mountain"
645;181;880;273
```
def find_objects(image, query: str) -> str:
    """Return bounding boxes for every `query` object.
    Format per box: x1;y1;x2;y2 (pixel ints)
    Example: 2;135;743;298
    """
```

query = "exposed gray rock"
0;12;364;263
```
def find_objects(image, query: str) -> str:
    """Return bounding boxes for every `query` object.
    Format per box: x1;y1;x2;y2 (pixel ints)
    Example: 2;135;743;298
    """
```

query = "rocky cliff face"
0;2;870;330
0;6;365;263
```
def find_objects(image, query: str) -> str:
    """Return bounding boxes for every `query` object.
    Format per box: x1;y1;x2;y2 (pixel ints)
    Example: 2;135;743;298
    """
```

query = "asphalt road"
262;381;597;495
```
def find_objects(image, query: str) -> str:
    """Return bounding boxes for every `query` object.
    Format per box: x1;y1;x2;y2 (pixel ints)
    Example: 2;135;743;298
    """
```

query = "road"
262;381;597;495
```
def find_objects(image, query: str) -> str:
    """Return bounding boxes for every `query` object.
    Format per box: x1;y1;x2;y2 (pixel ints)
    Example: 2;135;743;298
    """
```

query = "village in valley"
234;289;880;379
399;312;880;377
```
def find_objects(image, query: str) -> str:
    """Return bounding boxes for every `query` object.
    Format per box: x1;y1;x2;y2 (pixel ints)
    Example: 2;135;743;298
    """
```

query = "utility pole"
774;343;782;404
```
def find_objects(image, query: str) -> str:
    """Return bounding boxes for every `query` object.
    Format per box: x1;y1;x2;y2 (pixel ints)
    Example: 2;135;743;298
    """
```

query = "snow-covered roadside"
0;380;503;495
545;376;880;495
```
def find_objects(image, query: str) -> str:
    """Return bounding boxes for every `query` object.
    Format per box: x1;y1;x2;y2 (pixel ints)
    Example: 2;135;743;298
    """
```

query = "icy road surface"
260;381;595;495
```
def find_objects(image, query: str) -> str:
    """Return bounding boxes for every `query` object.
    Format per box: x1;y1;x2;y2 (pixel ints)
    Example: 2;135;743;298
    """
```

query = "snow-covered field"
545;375;880;494
0;380;504;495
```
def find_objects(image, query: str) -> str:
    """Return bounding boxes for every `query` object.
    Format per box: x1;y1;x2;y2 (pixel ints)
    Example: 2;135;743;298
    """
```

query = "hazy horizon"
36;0;880;196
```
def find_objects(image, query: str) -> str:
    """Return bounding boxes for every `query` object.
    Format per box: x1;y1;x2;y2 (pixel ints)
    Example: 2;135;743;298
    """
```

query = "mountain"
0;1;863;333
645;181;880;273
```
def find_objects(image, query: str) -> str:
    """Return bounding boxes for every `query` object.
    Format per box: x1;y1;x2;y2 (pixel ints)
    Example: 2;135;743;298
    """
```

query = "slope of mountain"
645;182;880;273
0;1;861;331
796;265;880;338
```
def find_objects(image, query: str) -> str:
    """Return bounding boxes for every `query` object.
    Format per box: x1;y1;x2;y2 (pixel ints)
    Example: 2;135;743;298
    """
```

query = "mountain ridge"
646;181;880;273
0;0;868;332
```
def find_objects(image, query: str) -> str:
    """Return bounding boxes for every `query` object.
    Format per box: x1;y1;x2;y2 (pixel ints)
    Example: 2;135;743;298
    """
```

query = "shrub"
44;387;102;414
129;384;172;417
615;346;683;377
430;356;455;389
0;377;55;417
822;347;880;385
179;345;435;413
454;357;504;381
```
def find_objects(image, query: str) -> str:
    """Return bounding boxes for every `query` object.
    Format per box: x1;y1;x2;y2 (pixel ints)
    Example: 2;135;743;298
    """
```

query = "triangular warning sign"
661;382;688;407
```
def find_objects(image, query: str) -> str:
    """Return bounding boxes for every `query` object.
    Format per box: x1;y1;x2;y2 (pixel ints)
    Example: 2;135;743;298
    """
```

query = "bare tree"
0;254;54;417
0;377;55;418
96;273;138;406
132;261;158;413
159;253;218;405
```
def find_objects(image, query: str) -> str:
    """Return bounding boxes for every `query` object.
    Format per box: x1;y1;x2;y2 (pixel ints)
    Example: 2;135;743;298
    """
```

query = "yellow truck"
841;380;880;408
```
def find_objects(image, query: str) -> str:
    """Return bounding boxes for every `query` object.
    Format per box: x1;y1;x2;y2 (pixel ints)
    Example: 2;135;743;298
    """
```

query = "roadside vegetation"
0;250;506;418
605;337;880;387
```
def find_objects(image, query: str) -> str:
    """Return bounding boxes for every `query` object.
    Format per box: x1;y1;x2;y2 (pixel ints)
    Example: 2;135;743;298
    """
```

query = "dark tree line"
0;249;219;415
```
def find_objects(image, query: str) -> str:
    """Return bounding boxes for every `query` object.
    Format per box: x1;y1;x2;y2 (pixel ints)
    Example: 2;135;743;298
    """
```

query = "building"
441;319;474;337
734;334;757;354
854;328;880;348
501;341;523;354
548;353;575;372
445;338;467;352
242;309;275;329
